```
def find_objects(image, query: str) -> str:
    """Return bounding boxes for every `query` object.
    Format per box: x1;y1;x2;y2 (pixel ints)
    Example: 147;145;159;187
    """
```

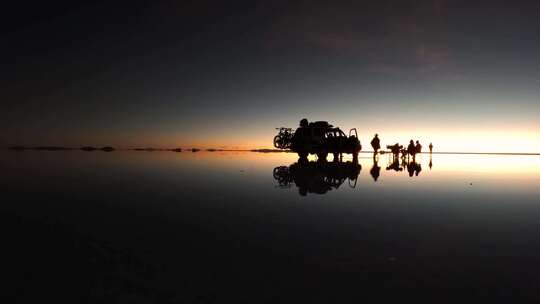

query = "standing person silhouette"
370;134;381;157
415;140;422;154
407;140;416;161
429;142;433;154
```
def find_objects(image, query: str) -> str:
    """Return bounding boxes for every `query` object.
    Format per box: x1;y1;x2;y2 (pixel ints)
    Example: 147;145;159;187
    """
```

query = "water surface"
2;151;540;302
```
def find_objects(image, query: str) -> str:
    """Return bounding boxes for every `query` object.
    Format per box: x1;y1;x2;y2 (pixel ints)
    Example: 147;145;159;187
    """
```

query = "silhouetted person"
415;140;422;154
407;140;416;160
300;118;308;127
370;134;381;156
387;143;402;159
370;158;381;181
429;142;433;154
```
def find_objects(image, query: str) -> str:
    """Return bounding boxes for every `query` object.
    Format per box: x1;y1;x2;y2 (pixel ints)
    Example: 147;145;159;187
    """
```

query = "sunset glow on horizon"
169;121;540;154
175;130;540;153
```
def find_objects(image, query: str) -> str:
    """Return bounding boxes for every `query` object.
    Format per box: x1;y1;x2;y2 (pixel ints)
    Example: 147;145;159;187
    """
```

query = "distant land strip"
5;146;540;156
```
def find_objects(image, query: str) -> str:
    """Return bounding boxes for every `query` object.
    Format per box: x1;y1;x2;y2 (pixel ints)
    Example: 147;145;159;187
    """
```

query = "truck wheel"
273;135;282;149
317;152;328;161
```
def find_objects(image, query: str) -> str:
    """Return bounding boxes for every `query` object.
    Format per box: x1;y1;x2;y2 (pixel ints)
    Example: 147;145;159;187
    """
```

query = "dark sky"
2;0;540;151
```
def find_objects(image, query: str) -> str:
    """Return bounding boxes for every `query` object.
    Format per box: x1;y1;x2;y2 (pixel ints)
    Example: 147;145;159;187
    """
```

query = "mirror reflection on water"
2;151;540;302
273;154;431;195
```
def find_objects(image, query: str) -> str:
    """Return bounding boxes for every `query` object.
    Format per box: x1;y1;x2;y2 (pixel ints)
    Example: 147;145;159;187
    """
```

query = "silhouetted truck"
274;120;361;160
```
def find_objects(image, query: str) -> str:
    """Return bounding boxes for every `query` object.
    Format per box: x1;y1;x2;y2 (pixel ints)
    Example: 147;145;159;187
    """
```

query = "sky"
2;0;540;152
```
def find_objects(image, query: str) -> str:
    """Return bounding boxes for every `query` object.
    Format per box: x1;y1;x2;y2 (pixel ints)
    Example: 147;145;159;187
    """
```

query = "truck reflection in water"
273;159;361;196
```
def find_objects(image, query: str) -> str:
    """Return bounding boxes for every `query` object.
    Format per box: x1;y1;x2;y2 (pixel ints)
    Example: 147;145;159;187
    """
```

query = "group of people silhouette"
371;134;433;160
368;133;435;181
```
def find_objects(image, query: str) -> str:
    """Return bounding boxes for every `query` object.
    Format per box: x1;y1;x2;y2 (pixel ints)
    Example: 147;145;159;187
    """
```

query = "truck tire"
317;151;328;161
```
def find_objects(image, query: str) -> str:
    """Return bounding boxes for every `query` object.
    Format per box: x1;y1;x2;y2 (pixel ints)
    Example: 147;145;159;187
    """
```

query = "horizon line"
4;146;540;156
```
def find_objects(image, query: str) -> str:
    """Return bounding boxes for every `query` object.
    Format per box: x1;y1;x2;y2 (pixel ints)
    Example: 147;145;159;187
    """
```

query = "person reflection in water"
407;161;422;177
273;159;361;196
386;157;402;172
385;152;421;176
370;158;381;181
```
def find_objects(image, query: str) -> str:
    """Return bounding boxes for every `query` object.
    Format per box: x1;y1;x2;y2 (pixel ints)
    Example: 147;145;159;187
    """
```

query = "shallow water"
2;151;540;302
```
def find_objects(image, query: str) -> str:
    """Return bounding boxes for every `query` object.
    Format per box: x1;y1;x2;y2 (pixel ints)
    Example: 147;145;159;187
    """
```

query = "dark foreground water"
2;151;540;303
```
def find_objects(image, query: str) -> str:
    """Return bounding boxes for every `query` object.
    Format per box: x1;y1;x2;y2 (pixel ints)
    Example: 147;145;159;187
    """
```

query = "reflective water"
2;151;540;302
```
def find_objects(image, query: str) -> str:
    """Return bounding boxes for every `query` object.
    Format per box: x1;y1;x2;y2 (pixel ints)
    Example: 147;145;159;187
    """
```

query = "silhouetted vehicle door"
326;130;338;151
337;129;347;150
